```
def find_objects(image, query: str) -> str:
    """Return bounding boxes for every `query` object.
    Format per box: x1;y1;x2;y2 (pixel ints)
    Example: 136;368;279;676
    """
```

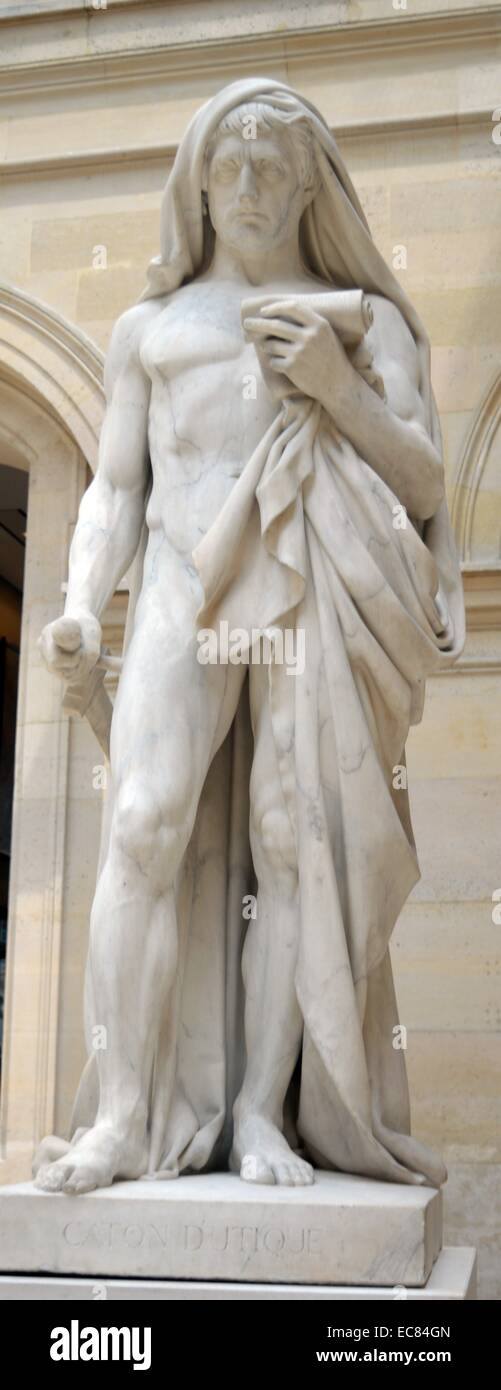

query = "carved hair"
203;100;320;193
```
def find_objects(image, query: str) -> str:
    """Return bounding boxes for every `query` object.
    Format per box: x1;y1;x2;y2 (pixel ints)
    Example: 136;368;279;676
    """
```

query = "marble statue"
34;78;464;1196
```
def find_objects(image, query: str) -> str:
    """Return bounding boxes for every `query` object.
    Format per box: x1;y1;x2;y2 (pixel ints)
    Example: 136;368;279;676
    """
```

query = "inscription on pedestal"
63;1219;323;1260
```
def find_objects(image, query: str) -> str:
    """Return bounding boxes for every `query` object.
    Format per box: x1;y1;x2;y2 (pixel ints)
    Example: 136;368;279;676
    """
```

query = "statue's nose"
238;164;259;203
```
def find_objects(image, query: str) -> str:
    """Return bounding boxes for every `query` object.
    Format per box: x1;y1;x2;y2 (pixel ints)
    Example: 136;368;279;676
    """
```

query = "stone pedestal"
0;1171;445;1288
0;1247;477;1300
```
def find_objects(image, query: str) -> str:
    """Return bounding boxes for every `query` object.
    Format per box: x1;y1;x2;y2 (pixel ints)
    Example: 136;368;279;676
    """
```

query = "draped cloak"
71;79;465;1189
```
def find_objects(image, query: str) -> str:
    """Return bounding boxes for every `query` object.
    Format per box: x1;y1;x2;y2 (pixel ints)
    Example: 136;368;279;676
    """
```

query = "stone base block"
0;1171;443;1287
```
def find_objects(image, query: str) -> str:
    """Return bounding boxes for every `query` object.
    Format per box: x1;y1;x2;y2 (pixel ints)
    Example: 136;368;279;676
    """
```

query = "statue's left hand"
243;299;350;404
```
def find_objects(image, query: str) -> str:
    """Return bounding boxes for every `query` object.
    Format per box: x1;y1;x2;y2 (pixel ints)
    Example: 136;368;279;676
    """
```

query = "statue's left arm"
322;294;444;521
247;296;444;522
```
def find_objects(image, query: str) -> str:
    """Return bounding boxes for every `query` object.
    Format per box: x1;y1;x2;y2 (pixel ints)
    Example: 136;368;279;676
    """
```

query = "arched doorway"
0;285;105;1183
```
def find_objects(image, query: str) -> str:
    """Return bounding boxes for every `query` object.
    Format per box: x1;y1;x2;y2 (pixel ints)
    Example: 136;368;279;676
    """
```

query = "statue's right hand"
38;611;102;684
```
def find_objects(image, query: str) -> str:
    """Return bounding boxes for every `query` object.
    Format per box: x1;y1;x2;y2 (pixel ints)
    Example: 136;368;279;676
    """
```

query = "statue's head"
202;101;320;257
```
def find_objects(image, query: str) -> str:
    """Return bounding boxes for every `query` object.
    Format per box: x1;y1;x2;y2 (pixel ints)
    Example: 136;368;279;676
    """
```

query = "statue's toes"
272;1158;314;1187
32;1135;71;1177
240;1152;275;1185
62;1165;101;1195
35;1160;71;1193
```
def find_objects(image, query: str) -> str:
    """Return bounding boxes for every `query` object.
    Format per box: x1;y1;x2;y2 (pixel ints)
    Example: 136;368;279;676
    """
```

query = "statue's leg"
231;658;314;1187
36;575;244;1195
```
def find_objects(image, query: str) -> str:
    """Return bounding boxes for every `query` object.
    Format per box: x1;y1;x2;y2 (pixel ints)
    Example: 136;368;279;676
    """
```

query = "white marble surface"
0;1172;442;1287
34;79;464;1199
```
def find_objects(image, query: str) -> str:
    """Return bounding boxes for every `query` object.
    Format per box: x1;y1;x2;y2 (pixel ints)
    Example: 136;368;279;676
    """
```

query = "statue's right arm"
39;302;156;682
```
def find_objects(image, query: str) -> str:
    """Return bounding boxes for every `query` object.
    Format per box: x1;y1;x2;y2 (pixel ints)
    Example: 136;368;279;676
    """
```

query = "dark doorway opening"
0;463;28;1077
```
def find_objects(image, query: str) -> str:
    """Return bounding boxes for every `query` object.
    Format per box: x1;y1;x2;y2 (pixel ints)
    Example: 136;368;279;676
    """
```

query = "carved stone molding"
0;4;498;97
1;108;494;183
462;568;501;632
452;371;501;568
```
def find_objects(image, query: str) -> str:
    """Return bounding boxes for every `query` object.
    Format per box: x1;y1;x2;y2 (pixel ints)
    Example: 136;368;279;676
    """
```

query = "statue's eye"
256;160;285;179
213;159;240;181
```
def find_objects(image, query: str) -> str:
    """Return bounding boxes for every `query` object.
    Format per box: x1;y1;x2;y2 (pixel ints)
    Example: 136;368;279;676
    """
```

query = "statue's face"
206;128;309;255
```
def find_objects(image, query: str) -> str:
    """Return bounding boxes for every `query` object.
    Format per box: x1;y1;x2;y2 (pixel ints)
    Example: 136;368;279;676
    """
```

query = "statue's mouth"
234;211;268;224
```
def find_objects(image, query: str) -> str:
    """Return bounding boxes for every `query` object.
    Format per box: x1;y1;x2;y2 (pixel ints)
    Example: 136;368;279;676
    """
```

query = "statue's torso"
139;275;320;559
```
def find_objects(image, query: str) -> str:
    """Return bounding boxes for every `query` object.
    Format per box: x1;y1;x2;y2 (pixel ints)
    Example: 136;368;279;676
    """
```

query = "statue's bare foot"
34;1124;148;1195
231;1112;314;1186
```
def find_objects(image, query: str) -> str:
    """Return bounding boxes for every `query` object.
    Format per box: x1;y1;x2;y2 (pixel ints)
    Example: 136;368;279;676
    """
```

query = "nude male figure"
37;103;443;1194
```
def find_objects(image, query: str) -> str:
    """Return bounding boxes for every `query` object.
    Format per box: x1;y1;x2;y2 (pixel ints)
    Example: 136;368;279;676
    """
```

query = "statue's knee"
114;781;185;887
252;805;298;897
114;782;159;871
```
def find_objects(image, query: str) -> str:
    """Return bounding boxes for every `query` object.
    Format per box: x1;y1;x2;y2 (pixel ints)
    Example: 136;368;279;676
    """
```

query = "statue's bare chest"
140;286;255;383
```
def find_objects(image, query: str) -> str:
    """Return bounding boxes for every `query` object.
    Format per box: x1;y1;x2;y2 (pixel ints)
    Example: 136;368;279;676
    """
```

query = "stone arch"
0;281;104;473
0;285;105;1183
452;370;501;567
